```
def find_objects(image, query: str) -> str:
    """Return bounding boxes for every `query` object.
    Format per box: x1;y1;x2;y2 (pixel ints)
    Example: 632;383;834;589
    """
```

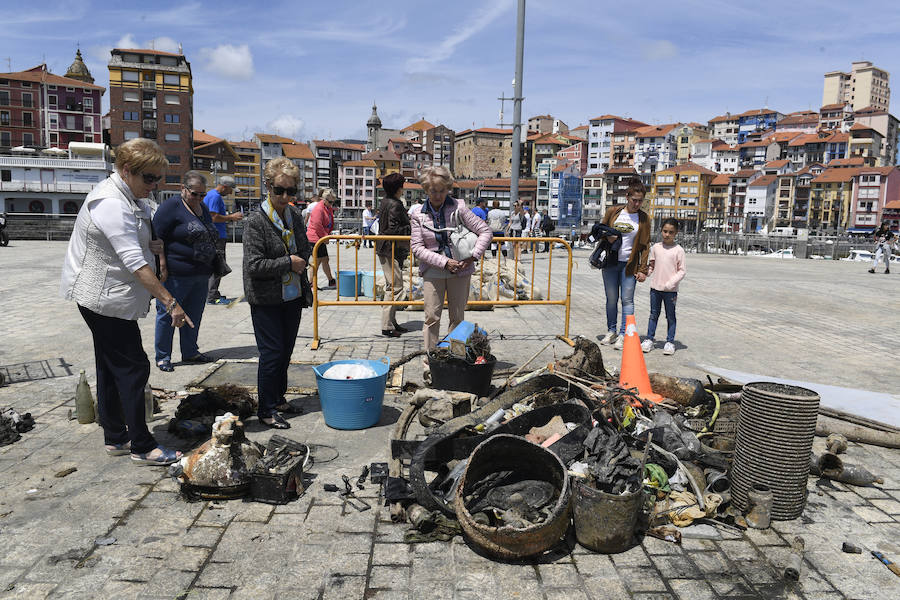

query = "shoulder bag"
423;208;477;261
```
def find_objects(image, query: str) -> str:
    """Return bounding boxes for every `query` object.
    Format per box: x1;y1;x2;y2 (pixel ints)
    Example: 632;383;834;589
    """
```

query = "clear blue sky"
4;0;900;142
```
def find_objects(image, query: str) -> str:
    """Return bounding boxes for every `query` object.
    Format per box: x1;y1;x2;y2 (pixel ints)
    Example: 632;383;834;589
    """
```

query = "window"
48;94;57;107
22;92;32;108
49;114;58;129
160;56;178;67
84;134;93;142
164;114;180;123
123;111;139;121
65;116;75;129
0;91;7;105
1;170;10;182
49;132;58;145
22;112;32;126
163;74;180;85
47;84;55;90
164;133;180;142
165;175;180;184
21;81;31;88
123;90;139;102
123;53;139;62
166;154;180;164
84;118;93;132
83;97;93;111
29;200;44;213
143;72;154;81
123;131;139;140
63;201;79;214
122;70;139;82
0;132;10;146
164;94;179;105
0;111;7;125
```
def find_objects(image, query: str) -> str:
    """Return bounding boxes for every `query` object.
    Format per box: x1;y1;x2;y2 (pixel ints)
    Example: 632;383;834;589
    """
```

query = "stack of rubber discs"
731;382;820;520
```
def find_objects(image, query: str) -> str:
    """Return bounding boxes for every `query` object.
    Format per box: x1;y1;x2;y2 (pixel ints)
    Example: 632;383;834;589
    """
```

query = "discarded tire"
454;434;571;560
731;382;820;520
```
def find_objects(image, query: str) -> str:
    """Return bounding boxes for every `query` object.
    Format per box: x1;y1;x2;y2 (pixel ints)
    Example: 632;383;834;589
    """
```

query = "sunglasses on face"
141;173;163;184
272;186;298;197
183;188;204;198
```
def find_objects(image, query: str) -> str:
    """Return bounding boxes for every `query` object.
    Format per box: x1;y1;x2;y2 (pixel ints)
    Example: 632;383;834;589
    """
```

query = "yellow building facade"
648;162;718;233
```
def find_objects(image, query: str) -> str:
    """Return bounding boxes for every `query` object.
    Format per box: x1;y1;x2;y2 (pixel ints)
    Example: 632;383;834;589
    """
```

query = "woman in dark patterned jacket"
242;157;312;429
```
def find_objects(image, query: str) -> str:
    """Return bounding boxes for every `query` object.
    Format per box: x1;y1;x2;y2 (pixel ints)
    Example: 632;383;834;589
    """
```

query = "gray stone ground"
1;240;899;600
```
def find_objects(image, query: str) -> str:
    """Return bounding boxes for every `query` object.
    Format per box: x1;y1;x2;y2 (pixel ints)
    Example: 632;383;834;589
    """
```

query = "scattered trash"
54;467;77;478
26;488;38;494
75;369;95;424
168;385;256;439
369;462;389;485
745;484;774;530
784;536;805;581
646;526;682;544
338;474;371;512
871;549;900;578
248;436;308;505
842;541;863;554
809;454;883;486
93;536;116;546
322;363;378;380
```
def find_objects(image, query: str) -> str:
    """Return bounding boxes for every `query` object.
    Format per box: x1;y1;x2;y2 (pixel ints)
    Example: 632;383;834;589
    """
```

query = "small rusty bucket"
572;479;642;553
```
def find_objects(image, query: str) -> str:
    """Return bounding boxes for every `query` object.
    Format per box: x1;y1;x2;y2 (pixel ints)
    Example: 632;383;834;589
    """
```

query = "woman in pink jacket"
305;188;337;289
411;166;492;353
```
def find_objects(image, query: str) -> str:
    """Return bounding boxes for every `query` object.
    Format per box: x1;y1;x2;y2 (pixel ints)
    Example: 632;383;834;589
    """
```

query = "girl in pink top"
641;218;686;355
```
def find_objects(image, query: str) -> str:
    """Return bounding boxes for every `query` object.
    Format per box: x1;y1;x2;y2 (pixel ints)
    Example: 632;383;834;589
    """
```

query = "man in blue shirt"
203;175;243;305
471;198;488;221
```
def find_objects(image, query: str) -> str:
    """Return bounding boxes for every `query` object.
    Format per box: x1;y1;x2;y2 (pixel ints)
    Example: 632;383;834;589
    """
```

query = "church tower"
366;102;382;152
64;49;95;84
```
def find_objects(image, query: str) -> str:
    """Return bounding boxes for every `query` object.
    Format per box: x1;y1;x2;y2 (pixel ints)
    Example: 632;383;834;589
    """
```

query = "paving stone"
364;591;409;600
409;579;453;600
537;563;580;587
372;542;412;566
186;588;234;600
651;554;702;579
572;553;618;578
642;536;681;555
706;574;755;596
869;498;900;515
851;504;893;523
368;565;409;590
0;581;56;599
453;564;495;590
183;526;225;548
544;587;589;600
619;569;668;593
582;576;630;600
233;502;276;522
140;568;197;598
668;578;716;600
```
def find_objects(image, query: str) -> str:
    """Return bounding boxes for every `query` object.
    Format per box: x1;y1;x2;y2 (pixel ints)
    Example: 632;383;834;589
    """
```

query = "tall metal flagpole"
509;0;526;210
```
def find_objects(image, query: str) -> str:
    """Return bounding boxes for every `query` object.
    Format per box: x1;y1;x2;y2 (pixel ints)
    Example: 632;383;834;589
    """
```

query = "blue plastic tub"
437;320;486;349
313;357;390;429
337;270;360;297
360;271;376;298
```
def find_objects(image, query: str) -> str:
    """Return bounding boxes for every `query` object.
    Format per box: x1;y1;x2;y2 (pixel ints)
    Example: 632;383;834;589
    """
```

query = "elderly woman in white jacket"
61;138;190;466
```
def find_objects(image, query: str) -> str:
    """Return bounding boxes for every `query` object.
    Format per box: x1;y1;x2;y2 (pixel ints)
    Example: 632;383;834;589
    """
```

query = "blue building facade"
737;110;784;143
556;167;583;231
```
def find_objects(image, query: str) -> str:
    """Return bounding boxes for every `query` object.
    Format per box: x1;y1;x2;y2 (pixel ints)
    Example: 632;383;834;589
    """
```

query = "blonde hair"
320;187;337;202
419;166;454;192
114;138;168;175
263;156;300;185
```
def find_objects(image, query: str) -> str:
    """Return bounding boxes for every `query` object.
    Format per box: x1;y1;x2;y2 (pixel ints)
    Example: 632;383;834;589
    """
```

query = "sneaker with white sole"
663;342;675;355
614;336;624;350
599;331;617;345
641;339;654;353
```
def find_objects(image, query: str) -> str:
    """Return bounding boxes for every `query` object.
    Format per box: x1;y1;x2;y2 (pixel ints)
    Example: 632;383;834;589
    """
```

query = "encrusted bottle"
75;370;95;424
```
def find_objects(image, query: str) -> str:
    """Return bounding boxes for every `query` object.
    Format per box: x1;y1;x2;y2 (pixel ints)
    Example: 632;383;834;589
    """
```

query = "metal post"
509;0;526;209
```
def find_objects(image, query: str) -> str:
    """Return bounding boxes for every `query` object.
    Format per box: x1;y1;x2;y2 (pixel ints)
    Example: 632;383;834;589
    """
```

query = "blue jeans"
155;274;209;362
601;261;636;334
647;289;677;343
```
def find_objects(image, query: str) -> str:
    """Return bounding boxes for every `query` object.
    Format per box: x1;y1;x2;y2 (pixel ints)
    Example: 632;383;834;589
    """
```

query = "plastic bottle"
75;370;95;424
144;384;154;422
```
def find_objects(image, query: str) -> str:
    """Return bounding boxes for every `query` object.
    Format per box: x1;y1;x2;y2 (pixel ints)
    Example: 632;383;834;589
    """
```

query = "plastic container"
360;271;376;298
436;320;486;349
313;357;390;429
428;353;496;397
337;270;360;298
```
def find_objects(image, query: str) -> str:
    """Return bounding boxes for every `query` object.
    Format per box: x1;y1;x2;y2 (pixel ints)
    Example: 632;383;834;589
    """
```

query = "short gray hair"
182;170;207;189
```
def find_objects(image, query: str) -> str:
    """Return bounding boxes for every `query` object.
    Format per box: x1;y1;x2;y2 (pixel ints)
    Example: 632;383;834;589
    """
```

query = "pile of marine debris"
387;337;893;560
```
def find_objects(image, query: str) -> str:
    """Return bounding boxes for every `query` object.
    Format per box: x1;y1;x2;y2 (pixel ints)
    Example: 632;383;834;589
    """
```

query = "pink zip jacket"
410;197;492;277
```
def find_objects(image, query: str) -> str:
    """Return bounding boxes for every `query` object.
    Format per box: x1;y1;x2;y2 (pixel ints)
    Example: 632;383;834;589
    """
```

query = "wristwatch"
165;298;177;314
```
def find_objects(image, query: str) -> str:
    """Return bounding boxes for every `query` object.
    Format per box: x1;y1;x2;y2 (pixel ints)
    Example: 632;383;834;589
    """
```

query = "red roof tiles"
283;143;314;160
1;64;105;91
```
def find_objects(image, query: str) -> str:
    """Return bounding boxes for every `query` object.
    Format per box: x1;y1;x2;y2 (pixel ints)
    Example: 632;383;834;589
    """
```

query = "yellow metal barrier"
309;234;574;350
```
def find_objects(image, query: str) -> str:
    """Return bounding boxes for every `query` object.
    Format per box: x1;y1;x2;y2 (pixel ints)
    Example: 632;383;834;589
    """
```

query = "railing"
0;156;108;169
309;235;574;350
0;181;99;193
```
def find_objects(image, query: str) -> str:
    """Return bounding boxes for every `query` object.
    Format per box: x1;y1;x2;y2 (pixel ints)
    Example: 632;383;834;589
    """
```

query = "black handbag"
212;253;232;277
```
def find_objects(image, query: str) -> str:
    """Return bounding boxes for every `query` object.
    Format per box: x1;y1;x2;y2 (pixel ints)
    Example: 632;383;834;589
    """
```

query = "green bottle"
76;369;96;424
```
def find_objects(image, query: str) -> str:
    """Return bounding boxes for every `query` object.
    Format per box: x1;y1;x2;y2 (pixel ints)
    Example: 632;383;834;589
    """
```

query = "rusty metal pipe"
809;454;884;486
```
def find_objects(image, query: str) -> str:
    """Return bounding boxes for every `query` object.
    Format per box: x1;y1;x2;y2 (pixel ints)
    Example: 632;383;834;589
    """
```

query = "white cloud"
116;33;138;49
405;0;513;72
266;115;305;139
148;36;180;53
641;40;679;61
198;44;254;80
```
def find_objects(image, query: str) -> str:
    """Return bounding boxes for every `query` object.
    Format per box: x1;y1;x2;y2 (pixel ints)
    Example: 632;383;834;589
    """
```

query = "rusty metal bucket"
454;434;571;560
572;479;642;553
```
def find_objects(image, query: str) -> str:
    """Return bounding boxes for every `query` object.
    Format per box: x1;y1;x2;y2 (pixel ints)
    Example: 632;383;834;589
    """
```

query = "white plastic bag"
322;364;378;380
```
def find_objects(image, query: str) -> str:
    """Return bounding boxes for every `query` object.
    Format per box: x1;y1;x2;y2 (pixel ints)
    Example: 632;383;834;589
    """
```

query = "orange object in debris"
619;314;664;404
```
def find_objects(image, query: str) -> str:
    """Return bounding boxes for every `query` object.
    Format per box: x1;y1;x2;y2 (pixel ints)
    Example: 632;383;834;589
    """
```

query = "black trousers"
78;305;156;454
207;238;227;301
250;299;303;418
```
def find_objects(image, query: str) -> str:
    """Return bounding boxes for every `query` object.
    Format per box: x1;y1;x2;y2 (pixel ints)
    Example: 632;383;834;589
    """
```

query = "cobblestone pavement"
1;240;899;600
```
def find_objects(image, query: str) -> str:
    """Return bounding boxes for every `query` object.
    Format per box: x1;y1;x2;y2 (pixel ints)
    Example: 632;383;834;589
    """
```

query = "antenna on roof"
4;57;10;71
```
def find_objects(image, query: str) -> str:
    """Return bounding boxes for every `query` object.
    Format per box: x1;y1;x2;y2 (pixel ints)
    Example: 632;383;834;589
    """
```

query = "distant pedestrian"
408;197;424;217
506;201;525;260
869;222;894;274
642;218;685;356
362;201;376;247
203;175;243;305
599;178;650;350
152;171;218;372
60;138;186;465
487;200;507;258
522;205;532;254
302;190;323;226
472;198;488;221
540;209;555;252
306;188;337;290
376;173;411;337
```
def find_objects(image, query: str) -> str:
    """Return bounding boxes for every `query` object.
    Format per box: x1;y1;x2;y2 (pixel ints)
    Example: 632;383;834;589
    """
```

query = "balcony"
142;81;156;90
142;120;157;130
142;100;156;109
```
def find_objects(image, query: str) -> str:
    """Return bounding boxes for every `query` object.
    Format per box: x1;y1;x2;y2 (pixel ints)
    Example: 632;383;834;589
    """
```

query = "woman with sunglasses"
151;170;219;371
61;138;190;466
243;157;312;429
305;188;337;290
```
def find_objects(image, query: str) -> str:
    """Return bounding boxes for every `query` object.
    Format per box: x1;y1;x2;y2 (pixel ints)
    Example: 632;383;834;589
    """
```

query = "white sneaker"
599;331;617;345
641;339;654;353
614;336;624;350
663;342;675;355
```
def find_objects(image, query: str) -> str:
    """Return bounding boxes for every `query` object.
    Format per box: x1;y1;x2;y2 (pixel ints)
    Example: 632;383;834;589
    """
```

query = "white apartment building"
338;159;376;222
634;124;678;177
708;114;740;146
536;158;557;213
823;61;890;112
744;174;777;233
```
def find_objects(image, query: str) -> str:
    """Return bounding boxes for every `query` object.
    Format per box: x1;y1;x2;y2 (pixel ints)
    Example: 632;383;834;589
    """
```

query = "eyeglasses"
183;188;204;198
142;173;163;184
272;186;298;197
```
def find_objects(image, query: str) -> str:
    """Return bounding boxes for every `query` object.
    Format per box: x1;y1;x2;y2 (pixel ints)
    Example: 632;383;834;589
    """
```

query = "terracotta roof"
731;169;760;178
229;140;259;150
283;143;314;160
526;132;544;141
342;160;376;168
589;114;623;122
737;108;781;118
711;140;735;151
612;119;648;132
768;131;802;143
788;133;824;147
553;162;573;173
482;178;537;188
388;137;413;144
454;180;482;189
532;133;569;146
820;103;849;111
710;174;731;186
738;139;771;148
854;106;887;116
849;123;875;132
656;162;719;177
255;133;295;144
636;124;676;138
829;157;866;167
796;163;825;176
812;168;858;184
856;166;898;176
1;64;105;91
401;118;436;132
708;114;737;123
194;130;222;144
605;167;638;175
777;114;819;126
563;135;586;143
313;140;366;151
571;125;590;132
830;132;849;143
455;128;513;136
403;182;423;190
748;175;777;187
114;48;182;57
363;149;400;161
765;159;790;168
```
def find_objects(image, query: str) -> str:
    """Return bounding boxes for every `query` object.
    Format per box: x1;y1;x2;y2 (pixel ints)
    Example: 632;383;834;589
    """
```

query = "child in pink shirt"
642;218;686;355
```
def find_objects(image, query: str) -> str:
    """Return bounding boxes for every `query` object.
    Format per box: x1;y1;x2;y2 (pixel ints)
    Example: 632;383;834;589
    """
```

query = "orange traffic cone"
619;314;663;404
